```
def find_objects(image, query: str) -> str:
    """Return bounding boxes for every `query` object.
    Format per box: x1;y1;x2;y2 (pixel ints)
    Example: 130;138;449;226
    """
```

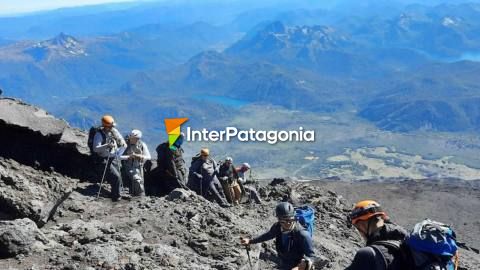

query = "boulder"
0;218;49;258
167;188;194;201
0;158;76;226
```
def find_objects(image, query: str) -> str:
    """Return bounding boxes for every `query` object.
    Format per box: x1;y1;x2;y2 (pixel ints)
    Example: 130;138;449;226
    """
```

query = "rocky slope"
0;98;478;269
0;158;76;226
0;174;360;269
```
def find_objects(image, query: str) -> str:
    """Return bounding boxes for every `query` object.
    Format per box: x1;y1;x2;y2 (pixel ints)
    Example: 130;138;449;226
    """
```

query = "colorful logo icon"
164;118;189;147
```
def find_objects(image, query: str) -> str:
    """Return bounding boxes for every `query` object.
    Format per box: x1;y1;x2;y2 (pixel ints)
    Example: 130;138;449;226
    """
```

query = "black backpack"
191;153;202;164
87;126;106;154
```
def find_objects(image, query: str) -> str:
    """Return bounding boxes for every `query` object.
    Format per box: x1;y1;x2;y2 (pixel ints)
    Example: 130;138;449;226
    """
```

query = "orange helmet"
101;115;115;127
348;200;387;225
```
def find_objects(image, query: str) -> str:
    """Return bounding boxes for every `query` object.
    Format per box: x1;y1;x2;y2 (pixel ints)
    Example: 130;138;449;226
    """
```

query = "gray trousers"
245;186;262;204
97;158;122;199
124;165;144;196
200;175;228;205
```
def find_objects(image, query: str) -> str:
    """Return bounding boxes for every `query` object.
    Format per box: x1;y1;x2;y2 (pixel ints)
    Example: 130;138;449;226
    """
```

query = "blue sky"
0;0;145;15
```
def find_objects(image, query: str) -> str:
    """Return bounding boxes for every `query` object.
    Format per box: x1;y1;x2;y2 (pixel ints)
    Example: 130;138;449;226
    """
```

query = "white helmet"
130;129;142;139
225;156;233;162
242;162;251;169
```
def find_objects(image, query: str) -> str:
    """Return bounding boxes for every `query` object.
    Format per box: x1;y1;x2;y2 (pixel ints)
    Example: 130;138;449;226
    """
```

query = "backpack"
372;219;459;270
191;153;202;164
406;219;458;270
87;126;106;154
295;206;315;238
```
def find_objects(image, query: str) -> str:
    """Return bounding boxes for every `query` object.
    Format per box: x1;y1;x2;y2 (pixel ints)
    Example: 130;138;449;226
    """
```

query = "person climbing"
120;129;151;197
218;157;242;205
91;115;127;201
152;133;188;195
187;148;231;208
236;162;262;204
240;202;320;270
345;200;408;270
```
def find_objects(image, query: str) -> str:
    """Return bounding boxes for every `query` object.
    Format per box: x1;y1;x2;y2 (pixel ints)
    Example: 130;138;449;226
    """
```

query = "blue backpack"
373;219;459;270
295;206;315;238
406;219;458;270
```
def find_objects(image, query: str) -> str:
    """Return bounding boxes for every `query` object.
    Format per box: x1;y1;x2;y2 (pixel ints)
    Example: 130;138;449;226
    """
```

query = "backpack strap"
366;246;388;270
370;240;404;270
96;127;107;144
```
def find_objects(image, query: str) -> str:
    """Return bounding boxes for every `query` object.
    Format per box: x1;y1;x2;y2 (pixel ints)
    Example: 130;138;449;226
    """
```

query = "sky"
0;0;144;15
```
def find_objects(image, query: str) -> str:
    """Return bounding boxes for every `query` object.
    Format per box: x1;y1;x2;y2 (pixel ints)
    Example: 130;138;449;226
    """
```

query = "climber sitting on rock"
187;148;231;208
236;162;262;204
218;157;243;205
240;202;325;270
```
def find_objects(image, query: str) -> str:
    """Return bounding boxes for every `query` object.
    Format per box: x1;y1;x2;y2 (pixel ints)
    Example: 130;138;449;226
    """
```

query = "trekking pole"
239;237;253;270
97;155;112;199
248;169;253;205
240;237;253;270
200;166;204;197
245;244;253;270
139;158;145;195
116;154;124;194
228;179;235;205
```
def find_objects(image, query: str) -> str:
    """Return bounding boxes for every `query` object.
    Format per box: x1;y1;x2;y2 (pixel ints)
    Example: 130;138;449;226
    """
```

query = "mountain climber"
151;133;188;195
218;157;242;205
345;200;408;270
120;129;151;196
236;163;262;204
92;115;127;201
187;148;231;208
240;202;319;270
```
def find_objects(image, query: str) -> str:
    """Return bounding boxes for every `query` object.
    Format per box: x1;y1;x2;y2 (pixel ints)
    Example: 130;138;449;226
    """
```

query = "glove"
107;140;116;150
132;153;142;160
194;172;203;179
221;176;228;181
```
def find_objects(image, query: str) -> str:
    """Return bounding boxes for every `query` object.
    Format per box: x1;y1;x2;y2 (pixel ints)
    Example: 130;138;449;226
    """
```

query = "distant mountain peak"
49;32;79;47
263;21;287;34
24;33;87;61
397;13;415;28
442;16;461;27
227;22;350;56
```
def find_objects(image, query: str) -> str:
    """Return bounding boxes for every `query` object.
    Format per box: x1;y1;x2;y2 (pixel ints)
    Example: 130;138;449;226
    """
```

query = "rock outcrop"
0;98;93;180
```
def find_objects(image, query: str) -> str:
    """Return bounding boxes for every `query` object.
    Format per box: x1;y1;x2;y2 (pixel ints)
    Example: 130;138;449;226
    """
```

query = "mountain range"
2;1;480;178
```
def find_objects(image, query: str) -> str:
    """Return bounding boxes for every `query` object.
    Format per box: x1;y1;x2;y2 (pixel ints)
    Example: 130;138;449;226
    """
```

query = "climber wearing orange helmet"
345;200;407;270
92;115;127;202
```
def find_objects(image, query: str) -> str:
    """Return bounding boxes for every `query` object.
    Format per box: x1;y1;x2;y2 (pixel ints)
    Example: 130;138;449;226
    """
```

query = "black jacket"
218;163;238;183
251;222;315;268
345;222;408;270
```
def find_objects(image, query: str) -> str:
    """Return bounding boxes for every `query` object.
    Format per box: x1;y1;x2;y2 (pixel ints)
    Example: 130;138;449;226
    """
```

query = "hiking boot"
122;194;132;201
220;202;231;208
314;257;330;269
